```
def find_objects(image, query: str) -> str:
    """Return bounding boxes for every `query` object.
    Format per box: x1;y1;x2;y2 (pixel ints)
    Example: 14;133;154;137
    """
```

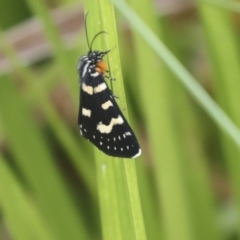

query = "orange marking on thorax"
96;61;108;74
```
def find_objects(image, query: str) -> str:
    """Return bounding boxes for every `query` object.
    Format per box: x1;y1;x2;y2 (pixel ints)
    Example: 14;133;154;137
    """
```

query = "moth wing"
78;76;141;158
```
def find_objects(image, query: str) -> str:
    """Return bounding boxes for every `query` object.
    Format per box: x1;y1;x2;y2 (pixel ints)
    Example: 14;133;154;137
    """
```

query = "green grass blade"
82;4;124;240
198;0;240;234
0;153;54;240
0;29;96;197
25;0;77;100
201;0;240;13
121;1;195;239
0;75;88;240
83;0;146;239
113;1;228;239
113;0;240;152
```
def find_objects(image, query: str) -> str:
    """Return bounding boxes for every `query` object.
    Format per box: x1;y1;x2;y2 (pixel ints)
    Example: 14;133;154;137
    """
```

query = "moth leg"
108;88;119;99
104;71;115;81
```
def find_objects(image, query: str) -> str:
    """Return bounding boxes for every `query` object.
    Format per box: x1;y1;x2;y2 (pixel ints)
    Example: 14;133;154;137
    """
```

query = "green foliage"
0;0;240;239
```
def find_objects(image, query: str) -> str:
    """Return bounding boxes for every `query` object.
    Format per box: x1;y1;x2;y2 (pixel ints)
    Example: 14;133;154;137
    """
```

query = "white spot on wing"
94;83;107;93
82;61;90;77
82;83;93;95
100;142;102;145
118;136;121;140
82;108;91;117
101;100;113;110
97;116;124;134
90;72;100;77
132;149;141;159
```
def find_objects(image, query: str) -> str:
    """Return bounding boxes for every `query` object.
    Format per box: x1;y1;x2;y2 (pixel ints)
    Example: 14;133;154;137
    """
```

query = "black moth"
77;14;141;158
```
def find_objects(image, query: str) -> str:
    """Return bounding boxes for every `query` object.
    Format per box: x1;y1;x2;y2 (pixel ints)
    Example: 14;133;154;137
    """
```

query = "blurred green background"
1;0;240;239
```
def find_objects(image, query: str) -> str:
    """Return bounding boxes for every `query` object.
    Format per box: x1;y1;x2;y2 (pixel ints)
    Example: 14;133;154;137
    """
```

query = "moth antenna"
84;12;108;52
84;12;91;52
90;31;108;52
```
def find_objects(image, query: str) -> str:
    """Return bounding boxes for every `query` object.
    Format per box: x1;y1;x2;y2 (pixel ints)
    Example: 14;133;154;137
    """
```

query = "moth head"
88;50;110;64
87;51;110;74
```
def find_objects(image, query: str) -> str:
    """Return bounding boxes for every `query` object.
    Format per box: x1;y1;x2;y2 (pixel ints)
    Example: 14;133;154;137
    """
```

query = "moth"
77;14;141;158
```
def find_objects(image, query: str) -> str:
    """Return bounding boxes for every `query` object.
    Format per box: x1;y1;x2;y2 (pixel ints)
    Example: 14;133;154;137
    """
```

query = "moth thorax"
95;61;108;74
